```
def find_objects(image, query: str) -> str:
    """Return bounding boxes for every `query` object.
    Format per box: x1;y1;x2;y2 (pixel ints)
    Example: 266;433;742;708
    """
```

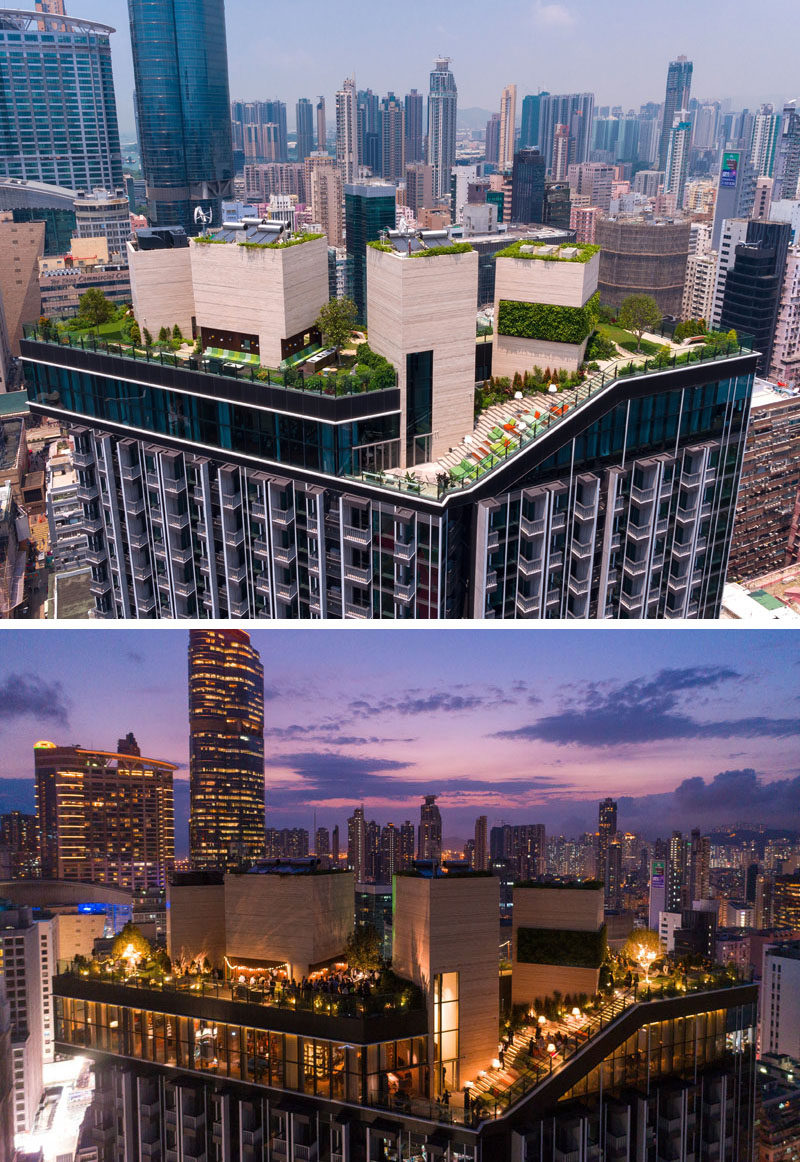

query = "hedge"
495;240;600;263
517;924;607;968
497;293;599;345
410;242;473;258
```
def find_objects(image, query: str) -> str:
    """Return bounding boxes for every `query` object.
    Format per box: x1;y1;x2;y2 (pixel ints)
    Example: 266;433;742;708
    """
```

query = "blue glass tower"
0;11;123;191
128;0;234;232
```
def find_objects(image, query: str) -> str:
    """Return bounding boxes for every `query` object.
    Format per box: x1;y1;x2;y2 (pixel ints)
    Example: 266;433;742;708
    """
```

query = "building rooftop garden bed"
495;240;600;263
239;232;324;250
409;241;474;258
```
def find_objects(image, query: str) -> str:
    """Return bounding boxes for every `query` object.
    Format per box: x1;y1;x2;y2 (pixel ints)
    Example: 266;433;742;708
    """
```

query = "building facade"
34;738;176;889
427;58;458;200
0;10;123;192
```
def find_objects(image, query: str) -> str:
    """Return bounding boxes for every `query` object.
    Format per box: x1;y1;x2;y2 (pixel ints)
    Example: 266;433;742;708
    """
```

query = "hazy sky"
29;0;798;140
0;628;797;854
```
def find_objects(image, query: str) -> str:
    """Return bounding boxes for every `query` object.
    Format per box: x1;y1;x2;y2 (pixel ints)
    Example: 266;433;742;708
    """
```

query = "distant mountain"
458;106;493;132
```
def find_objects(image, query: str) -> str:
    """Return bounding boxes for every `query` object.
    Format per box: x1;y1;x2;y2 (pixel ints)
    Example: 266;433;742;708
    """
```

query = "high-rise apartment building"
130;0;233;231
295;97;314;162
510;148;546;223
417;795;442;861
761;941;800;1059
567;161;614;212
474;815;488;871
232;100;288;164
520;92;548;150
485;113;501;167
664;116;693;206
356;89;380;175
750;105;782;178
773;102;800;200
0;906;44;1135
380;93;405;183
687;828;711;904
658;56;693;170
771;245;800;388
538;93;595;175
0;10;123;192
404;89;424;163
22;224;757;620
667;831;686;912
598;797;617;898
188;629;265;869
427;57;458;199
404;163;434;215
336;76;359;183
681;252;717;322
498;83;517;171
309;156;344;247
773;873;800;928
34;738;175;890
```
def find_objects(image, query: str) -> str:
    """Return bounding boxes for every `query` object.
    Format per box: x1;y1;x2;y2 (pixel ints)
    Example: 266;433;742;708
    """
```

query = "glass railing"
346;337;756;501
55;961;424;1020
21;324;398;398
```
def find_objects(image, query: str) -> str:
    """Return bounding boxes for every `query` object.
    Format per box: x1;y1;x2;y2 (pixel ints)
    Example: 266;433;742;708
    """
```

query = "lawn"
66;316;131;342
596;323;661;357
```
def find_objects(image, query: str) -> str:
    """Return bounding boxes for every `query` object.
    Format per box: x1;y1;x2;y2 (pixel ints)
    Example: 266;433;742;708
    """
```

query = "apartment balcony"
485;569;498;591
344;602;371;619
394;580;415;603
249;500;267;520
629;483;657;504
242;1128;263;1147
128;528;149;551
253;538;270;558
573;499;596;520
680;469;704;488
226;561;248;584
518;555;542;577
224;525;245;548
344;562;372;585
229;597;250;617
520;514;546;537
272;1140;288;1157
84;547;107;567
220;490;242;510
672;541;694;559
293;1146;318;1161
571;540;594;560
675;505;698;524
72;450;94;468
275;579;298;603
622;558;651;577
271;504;295;526
75;482;98;502
89;576;111;596
393;540;415;562
568;574;591;596
626;521;653;541
255;573;271;596
516;591;539;615
343;524;372;546
132;561;152;583
137;593;157;614
145;470;159;488
119;462;141;482
162;475;186;495
273;543;297;566
170;544;194;566
125;496;146;517
307;557;321;576
166;510;190;531
82;516;104;534
619;590;644;612
487;528;500;550
548;550;564;568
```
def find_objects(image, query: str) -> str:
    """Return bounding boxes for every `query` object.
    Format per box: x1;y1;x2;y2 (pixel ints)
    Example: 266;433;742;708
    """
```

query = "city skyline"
38;0;799;140
0;629;797;852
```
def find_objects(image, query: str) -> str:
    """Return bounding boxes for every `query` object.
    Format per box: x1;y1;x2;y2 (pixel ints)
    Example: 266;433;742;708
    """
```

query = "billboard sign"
720;151;739;189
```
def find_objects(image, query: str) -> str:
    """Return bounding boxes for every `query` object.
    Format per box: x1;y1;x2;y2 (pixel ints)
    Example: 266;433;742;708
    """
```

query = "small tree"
345;924;383;972
129;321;141;345
172;324;183;341
315;297;358;365
622;930;663;985
618;294;662;352
143;328;153;347
111;922;152;970
77;288;114;329
158;325;169;345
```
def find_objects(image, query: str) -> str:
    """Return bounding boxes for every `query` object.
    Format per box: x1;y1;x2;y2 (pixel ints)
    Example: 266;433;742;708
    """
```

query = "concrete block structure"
392;869;499;1093
224;866;354;978
512;882;605;1005
127;228;195;341
190;225;329;368
167;871;227;970
492;241;600;378
367;233;479;465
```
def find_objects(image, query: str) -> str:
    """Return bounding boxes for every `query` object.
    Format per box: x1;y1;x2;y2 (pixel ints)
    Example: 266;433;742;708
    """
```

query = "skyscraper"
380;93;405;183
498;83;517;170
417;794;442;861
598;798;617;901
0;10;123;191
404;89;424;163
296;98;314;162
520;92;548;150
538;93;595;174
719;219;791;375
658;56;693;170
344;182;396;323
34;737;176;890
336;76;359;182
316;96;327;153
474;815;489;871
664;116;692;205
427;57;457;199
357;89;381;175
188;629;265;869
510;148;545;223
750;105;782;178
773;102;800;199
129;0;234;231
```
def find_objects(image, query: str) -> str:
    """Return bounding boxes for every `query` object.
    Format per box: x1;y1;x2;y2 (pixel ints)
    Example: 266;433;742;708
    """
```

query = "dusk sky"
0;629;797;854
42;0;799;139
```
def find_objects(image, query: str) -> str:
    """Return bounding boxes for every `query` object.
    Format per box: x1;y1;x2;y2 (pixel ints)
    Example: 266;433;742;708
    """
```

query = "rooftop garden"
409;241;473;258
63;923;425;1020
495;240;600;263
195;232;325;250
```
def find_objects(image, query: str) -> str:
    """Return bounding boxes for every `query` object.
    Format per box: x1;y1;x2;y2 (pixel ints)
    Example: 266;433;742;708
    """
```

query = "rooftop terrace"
494;240;600;263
